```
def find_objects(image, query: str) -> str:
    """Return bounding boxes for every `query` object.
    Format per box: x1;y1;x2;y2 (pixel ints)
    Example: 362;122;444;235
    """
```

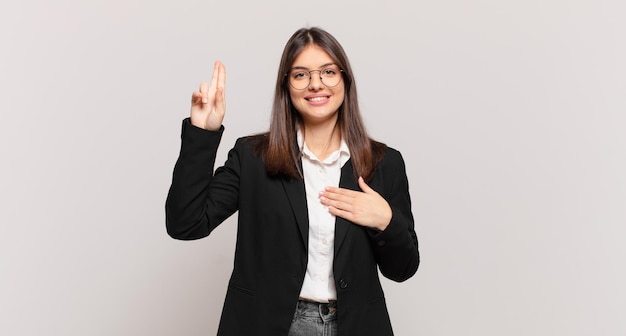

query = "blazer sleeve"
165;118;241;240
368;149;420;282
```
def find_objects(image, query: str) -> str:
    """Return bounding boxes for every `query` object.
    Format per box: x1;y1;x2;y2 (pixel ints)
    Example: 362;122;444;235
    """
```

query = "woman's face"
288;44;345;126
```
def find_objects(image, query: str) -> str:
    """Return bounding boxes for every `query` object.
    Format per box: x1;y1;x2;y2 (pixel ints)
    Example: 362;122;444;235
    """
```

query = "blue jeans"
288;300;338;336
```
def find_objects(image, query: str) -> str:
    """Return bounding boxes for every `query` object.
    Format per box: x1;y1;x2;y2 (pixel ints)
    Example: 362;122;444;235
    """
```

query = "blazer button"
377;240;386;246
339;279;348;289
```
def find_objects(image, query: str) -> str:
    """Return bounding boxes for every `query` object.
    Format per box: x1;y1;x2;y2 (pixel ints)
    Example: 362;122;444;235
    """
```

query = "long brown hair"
252;27;386;181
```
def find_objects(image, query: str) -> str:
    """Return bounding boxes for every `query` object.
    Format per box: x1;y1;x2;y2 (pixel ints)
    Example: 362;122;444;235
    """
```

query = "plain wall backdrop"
1;0;624;335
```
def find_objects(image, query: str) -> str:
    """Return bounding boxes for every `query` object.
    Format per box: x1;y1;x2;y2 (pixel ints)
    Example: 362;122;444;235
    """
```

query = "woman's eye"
293;72;307;79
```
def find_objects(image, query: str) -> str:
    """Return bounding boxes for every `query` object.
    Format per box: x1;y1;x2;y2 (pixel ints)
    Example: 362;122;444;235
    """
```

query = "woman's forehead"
291;45;335;68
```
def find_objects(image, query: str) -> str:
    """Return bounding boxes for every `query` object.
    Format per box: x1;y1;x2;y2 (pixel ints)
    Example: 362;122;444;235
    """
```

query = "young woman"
166;27;419;336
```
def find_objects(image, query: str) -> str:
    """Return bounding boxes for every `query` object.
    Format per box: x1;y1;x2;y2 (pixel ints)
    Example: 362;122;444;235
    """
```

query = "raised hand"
319;177;393;231
190;61;226;131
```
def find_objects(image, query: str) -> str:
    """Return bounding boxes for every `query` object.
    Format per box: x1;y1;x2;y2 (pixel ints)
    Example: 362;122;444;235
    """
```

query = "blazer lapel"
281;175;309;248
335;159;358;254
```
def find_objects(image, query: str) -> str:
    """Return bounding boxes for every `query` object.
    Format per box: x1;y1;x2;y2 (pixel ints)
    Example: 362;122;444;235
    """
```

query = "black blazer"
166;119;419;336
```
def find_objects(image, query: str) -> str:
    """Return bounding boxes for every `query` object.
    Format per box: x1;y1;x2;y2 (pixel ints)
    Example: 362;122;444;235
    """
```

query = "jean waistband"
297;298;337;314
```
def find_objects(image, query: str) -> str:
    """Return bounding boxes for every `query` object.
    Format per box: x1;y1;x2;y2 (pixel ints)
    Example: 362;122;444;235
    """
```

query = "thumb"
358;176;375;194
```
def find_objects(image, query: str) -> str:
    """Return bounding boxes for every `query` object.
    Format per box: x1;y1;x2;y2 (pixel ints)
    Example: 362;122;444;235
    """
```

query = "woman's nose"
308;72;324;90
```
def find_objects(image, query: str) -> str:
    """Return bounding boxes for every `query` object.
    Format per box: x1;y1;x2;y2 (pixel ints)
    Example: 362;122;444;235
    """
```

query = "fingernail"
202;98;208;103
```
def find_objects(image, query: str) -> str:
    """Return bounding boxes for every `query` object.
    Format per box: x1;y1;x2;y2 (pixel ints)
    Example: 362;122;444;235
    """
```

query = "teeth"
308;97;328;102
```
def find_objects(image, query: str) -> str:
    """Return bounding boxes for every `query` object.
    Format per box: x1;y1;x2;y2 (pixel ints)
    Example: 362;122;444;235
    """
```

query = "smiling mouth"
306;96;330;102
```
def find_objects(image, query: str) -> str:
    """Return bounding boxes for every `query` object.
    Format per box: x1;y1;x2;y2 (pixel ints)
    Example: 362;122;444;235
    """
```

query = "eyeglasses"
286;64;344;90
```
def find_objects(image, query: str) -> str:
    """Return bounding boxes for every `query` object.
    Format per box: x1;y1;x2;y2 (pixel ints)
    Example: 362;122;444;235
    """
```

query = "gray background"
1;0;625;335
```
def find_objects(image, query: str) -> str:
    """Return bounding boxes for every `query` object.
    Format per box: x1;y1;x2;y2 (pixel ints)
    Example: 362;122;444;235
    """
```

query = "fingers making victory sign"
319;177;393;231
190;61;226;131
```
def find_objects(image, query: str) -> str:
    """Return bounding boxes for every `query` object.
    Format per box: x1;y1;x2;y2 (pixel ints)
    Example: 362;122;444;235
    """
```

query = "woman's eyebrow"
290;63;336;70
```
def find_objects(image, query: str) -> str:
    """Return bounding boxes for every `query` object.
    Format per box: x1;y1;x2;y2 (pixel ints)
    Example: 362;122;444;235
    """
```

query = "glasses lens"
289;69;310;90
320;65;341;87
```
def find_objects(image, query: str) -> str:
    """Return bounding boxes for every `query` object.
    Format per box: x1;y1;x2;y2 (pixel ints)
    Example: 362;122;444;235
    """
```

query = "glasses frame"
285;64;345;90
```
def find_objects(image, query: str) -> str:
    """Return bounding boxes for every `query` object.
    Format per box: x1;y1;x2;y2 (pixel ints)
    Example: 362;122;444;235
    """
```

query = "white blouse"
297;130;351;303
